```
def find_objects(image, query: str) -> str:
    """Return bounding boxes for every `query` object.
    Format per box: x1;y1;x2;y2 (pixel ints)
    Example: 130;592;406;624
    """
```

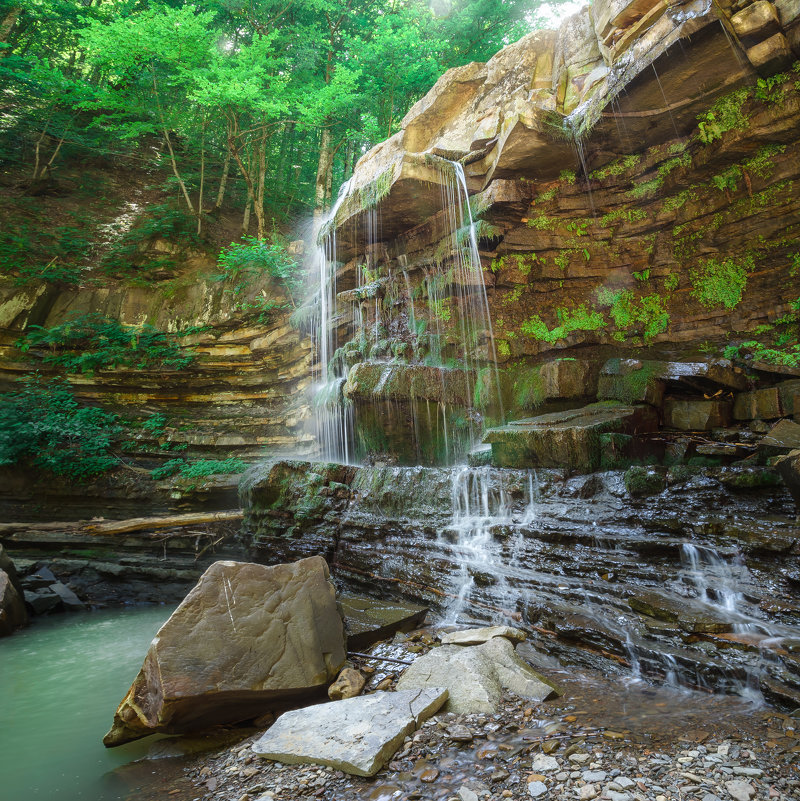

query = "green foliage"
590;155;640;181
743;144;785;180
150;457;248;481
690;255;755;309
497;339;511;358
628;176;662;198
664;273;680;291
526;215;554;230
696;88;750;144
520;305;605;344
662;189;694;213
0;375;121;480
755;73;788;105
790;253;800;277
18;313;199;373
215;236;301;319
723;297;800;366
596;288;669;342
600;207;647;227
533;187;557;204
711;164;742;193
559;169;576;184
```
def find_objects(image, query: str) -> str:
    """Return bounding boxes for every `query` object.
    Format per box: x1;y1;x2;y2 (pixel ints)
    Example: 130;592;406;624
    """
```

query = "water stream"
0;605;174;800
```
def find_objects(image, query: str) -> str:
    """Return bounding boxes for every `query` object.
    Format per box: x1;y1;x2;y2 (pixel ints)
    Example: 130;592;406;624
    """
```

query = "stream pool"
0;605;175;801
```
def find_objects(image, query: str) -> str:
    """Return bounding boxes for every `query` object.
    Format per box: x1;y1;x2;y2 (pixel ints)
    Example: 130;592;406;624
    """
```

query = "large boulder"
395;635;560;713
252;687;448;776
0;568;28;637
104;557;346;747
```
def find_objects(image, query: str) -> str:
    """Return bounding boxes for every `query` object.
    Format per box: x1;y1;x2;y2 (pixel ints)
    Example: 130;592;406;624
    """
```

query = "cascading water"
441;467;538;624
309;158;503;465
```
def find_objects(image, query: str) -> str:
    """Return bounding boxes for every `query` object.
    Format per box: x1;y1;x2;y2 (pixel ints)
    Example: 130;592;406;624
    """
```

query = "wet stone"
527;780;548;798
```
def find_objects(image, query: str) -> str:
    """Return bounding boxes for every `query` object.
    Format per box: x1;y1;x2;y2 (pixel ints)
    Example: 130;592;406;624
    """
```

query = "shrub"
18;313;200;373
150;457;248;481
0;375;121;480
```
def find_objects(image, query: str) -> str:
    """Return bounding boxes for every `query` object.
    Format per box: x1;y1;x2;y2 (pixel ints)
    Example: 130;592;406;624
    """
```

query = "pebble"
531;754;559;772
527;780;548;798
579;784;599;800
582;771;608;783
569;753;590;764
732;767;763;777
447;725;474;742
725;780;755;801
458;787;479;801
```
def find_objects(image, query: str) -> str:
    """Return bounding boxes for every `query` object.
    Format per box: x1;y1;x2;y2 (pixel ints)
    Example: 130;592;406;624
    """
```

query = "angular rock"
775;449;800;510
24;586;62;614
759;418;800;455
328;667;365;701
597;359;666;407
537;358;599;401
343;362;471;407
251;687;448;776
731;1;782;46
733;387;782;420
50;581;85;611
440;625;526;646
339;595;428;650
778;379;800;416
746;31;794;73
396;635;560;713
725;780;755;801
0;568;28;636
0;544;24;598
664;398;732;431
104;557;346;747
484;403;658;471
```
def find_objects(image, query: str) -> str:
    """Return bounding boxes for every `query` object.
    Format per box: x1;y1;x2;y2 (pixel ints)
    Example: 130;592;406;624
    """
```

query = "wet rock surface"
244;459;800;707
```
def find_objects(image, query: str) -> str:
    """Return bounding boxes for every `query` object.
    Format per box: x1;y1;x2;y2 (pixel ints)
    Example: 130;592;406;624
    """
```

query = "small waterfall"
679;543;756;633
442;467;538;624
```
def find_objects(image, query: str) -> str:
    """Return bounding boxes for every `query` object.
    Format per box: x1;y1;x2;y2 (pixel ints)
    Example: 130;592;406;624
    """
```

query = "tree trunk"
276;121;295;197
213;150;231;210
255;126;268;239
313;123;333;220
0;6;20;57
242;192;252;236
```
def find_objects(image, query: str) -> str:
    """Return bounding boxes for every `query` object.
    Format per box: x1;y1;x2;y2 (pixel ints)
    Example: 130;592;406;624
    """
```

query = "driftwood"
0;510;243;539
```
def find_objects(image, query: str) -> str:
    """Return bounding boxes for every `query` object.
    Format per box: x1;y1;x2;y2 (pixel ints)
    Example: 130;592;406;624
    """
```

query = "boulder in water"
396;635;560;713
104;556;346;747
0;568;28;636
339;594;428;650
252;687;448;776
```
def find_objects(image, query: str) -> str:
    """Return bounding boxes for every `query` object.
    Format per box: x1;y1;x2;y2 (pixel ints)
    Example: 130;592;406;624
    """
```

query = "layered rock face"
104;556;346;746
242;460;800;707
318;1;800;464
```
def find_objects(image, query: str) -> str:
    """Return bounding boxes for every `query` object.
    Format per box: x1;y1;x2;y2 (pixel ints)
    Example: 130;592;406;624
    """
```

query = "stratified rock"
537;358;599;401
484;403;658;471
328;667;365;700
396;635;560;713
0;568;28;636
343;362;471;406
0;544;24;598
746;31;794;73
440;625;526;646
339;595;428;650
251;688;448;776
104;557;346;747
627;589;733;633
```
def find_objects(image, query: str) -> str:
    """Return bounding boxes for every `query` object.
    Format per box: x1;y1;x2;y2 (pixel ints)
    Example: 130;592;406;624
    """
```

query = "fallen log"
85;510;243;535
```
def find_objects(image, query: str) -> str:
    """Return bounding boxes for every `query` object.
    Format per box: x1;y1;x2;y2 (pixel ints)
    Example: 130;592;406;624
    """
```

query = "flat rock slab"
440;626;525;646
104;556;346;747
484;402;658;471
396;636;560;714
340;595;428;650
252;688;448;776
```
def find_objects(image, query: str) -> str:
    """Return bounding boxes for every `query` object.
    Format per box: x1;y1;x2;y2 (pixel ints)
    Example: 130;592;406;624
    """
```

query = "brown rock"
733;387;783;420
731;1;782;46
746;31;794;73
103;557;346;747
328;667;366;700
663;398;732;431
0;568;28;637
